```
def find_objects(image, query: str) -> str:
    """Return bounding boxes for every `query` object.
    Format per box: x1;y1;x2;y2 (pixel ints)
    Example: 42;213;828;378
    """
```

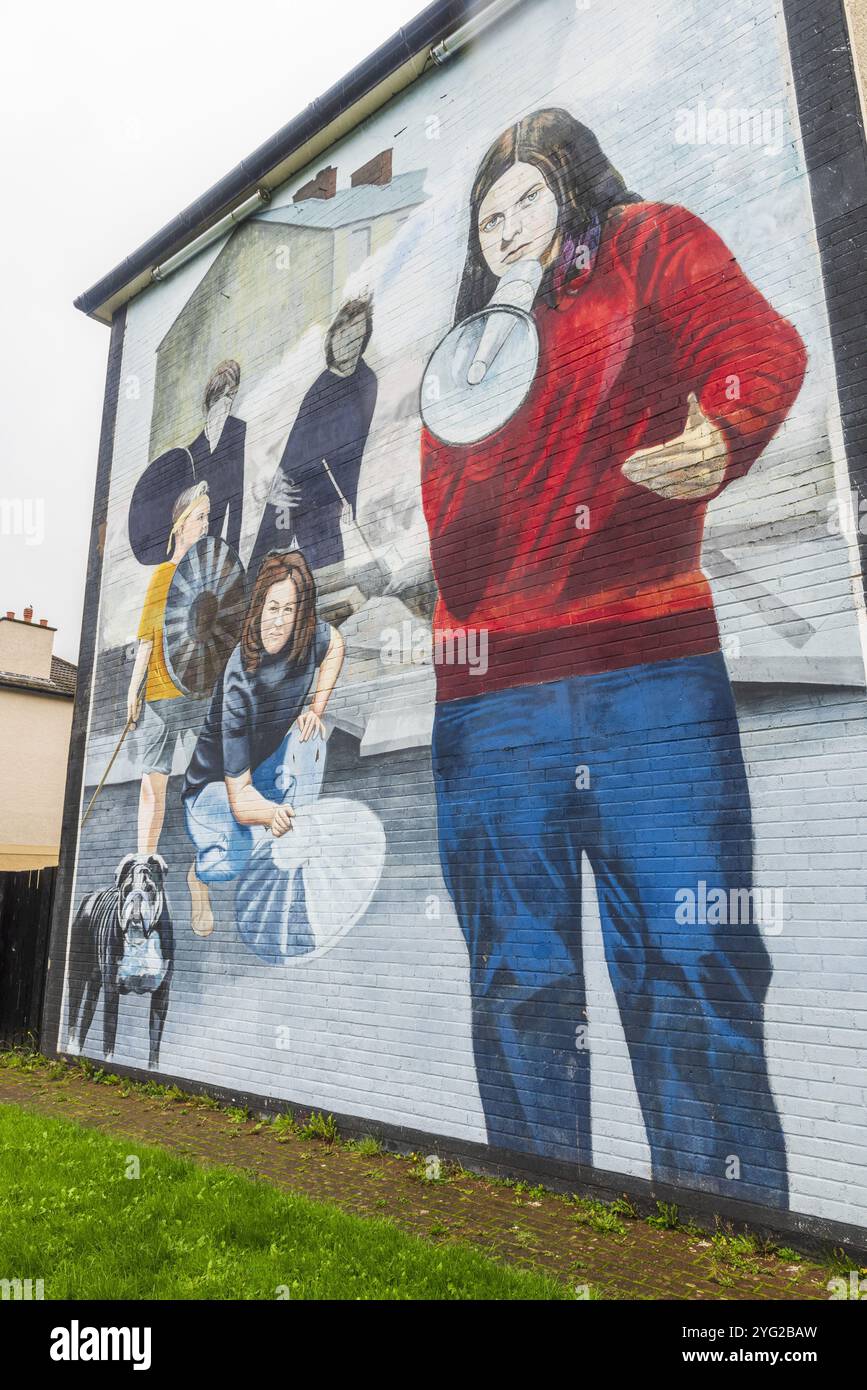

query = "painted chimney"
293;166;337;202
351;149;393;188
23;606;33;623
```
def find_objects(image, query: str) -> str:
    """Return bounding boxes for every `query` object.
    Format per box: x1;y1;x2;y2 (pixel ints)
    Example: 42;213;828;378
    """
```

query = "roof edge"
75;0;501;324
0;674;76;700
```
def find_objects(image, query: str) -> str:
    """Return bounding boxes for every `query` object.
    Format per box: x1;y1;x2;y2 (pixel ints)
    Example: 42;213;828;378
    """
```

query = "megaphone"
420;258;542;447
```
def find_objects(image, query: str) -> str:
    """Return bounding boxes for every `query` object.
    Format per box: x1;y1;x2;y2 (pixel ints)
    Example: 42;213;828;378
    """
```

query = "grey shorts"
140;696;208;776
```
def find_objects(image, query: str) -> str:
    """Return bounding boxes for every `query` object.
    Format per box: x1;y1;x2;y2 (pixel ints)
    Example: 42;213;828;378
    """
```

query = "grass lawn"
0;1103;570;1300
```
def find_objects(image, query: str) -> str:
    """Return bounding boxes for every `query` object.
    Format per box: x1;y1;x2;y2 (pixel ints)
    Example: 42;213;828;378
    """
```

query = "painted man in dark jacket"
248;298;377;582
129;360;246;566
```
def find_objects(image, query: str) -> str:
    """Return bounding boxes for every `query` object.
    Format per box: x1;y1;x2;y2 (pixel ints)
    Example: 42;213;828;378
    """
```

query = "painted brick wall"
45;0;867;1244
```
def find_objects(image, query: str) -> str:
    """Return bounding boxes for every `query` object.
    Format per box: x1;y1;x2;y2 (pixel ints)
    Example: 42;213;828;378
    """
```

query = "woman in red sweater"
422;109;806;1207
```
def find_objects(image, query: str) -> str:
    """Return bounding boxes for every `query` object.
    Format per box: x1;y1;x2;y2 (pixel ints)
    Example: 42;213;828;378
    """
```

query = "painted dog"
66;854;174;1069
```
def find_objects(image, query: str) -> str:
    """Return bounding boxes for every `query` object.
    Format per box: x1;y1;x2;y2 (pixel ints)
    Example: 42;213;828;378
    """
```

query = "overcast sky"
0;0;421;661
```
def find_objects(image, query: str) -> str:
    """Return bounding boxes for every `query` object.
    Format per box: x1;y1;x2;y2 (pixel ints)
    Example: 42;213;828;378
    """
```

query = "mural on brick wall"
58;0;867;1230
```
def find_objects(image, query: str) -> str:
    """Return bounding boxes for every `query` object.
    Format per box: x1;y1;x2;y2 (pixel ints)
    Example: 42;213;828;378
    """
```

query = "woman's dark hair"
203;359;241;415
325;297;373;368
241;550;317;673
455;108;641;321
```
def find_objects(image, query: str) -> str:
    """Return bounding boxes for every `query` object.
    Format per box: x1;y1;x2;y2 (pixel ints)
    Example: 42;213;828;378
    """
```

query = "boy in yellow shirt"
127;482;211;862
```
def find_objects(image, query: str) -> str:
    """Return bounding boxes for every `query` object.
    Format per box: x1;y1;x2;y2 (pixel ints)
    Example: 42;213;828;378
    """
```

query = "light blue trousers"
183;726;325;884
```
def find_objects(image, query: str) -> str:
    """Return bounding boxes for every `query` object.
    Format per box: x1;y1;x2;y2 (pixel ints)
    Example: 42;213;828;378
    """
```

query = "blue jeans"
183;727;326;883
431;653;788;1208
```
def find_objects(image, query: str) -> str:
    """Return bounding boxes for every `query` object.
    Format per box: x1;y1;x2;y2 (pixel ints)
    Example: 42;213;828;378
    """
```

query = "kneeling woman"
182;550;344;937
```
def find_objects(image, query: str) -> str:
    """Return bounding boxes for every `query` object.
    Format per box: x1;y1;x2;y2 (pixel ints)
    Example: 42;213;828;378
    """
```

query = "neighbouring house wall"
846;0;867;118
46;0;867;1244
0;689;74;869
0;620;54;682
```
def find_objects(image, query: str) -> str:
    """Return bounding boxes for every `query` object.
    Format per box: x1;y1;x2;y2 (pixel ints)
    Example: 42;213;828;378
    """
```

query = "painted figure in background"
182;550;345;940
127;481;212;860
129;360;246;566
421;109;806;1206
248;299;378;580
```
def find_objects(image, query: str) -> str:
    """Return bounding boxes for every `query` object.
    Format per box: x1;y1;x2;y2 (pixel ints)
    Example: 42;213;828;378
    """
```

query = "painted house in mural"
150;153;427;459
45;0;867;1253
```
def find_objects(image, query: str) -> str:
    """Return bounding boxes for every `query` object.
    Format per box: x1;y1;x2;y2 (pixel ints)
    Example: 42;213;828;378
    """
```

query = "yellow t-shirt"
137;563;181;702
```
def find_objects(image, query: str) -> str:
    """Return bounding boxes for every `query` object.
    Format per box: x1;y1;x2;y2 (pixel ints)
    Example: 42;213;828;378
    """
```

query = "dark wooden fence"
0;867;56;1047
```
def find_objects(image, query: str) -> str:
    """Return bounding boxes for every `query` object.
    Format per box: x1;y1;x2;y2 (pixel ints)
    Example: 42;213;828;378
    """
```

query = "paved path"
0;1058;834;1300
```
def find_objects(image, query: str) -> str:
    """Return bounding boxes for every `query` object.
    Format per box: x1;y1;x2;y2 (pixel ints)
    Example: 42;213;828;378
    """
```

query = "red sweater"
421;201;807;703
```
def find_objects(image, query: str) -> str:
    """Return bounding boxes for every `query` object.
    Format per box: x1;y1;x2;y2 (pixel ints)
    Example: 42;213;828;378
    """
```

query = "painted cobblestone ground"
0;1055;837;1300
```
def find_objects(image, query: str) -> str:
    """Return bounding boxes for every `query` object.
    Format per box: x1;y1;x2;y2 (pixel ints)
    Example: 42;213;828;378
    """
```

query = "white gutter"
430;0;522;63
151;188;273;283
